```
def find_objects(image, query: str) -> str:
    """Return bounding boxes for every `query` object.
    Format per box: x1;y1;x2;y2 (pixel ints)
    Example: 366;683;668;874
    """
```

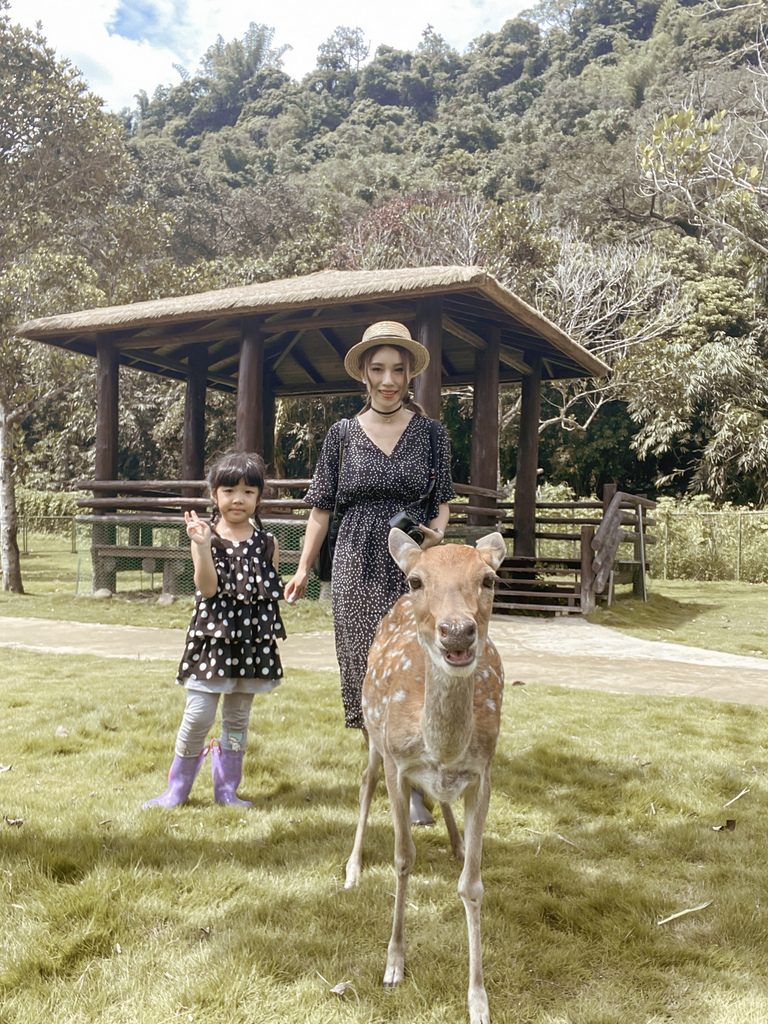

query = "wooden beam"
262;370;276;470
499;344;533;375
413;297;443;418
442;315;487;351
236;316;264;453
269;330;305;371
290;345;325;385
468;326;500;528
513;353;542;557
181;344;208;486
318;326;348;362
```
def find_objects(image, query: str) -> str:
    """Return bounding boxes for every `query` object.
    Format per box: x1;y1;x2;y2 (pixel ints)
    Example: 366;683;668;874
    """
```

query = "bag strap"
330;419;350;524
419;418;439;513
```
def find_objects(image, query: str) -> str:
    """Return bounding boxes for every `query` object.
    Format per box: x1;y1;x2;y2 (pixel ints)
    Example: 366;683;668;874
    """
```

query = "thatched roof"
16;266;609;395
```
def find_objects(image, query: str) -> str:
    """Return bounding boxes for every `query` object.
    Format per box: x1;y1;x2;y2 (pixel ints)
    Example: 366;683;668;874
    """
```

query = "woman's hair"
206;451;266;527
359;344;426;417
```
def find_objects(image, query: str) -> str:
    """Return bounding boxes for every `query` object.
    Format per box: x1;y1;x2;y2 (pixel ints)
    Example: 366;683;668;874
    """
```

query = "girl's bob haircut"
206;451;266;495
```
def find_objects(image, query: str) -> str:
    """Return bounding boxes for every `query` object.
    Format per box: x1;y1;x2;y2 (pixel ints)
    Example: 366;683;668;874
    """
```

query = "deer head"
388;529;506;676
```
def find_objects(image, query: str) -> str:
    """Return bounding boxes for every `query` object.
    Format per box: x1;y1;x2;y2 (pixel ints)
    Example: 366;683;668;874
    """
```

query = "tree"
0;3;130;591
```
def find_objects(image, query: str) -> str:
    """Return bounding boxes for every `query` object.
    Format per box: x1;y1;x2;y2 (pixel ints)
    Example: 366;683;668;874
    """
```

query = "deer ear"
476;532;506;571
389;528;423;574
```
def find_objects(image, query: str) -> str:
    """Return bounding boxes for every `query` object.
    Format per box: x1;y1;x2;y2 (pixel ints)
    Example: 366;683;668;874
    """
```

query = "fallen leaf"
712;820;736;832
116;943;122;954
55;726;70;737
0;764;12;773
512;680;525;686
330;981;352;996
4;816;23;827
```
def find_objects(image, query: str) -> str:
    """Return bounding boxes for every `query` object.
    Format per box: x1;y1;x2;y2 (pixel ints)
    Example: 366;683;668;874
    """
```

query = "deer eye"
408;576;423;591
482;574;496;589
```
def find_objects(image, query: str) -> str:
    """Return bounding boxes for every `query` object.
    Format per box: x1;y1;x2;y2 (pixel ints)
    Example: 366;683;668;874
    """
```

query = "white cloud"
8;0;530;110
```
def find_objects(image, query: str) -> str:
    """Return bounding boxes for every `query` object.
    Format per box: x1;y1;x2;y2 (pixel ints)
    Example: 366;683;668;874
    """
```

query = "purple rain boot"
142;748;207;809
210;740;252;807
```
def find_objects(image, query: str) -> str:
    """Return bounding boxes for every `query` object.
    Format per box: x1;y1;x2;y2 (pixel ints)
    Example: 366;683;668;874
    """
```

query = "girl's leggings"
175;691;255;757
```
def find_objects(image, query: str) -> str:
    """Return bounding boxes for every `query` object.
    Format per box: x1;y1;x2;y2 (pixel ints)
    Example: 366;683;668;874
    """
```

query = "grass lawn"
1;647;767;1023
589;580;768;661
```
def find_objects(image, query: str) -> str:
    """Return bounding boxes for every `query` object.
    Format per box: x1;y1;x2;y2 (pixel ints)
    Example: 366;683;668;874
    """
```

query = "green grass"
589;580;768;660
1;647;767;1023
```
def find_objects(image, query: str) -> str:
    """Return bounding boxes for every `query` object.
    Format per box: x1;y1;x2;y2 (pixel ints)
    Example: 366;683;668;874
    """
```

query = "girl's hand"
185;510;212;547
419;525;444;550
284;568;310;604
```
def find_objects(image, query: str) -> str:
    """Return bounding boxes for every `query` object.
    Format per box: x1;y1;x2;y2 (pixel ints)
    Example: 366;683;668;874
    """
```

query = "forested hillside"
5;0;768;503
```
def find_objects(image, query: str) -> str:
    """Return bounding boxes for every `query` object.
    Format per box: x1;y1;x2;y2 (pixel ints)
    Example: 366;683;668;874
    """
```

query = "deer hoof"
383;963;404;987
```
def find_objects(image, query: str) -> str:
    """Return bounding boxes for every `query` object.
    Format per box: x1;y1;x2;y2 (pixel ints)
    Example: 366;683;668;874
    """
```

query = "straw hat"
344;321;430;381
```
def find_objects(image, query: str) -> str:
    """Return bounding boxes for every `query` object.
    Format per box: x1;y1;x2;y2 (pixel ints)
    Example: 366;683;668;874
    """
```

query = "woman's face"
364;345;412;409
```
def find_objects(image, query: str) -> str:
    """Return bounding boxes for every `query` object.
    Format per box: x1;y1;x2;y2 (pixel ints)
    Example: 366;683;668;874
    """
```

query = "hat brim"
344;336;430;381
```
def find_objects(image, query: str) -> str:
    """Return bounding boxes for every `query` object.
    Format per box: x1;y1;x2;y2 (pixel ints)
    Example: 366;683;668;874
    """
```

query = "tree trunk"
0;411;24;593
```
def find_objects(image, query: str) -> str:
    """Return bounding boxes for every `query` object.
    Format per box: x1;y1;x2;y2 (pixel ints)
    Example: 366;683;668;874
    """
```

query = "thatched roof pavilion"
17;265;608;557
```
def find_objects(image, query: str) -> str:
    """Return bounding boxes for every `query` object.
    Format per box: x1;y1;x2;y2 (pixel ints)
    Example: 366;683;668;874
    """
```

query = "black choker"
370;403;403;417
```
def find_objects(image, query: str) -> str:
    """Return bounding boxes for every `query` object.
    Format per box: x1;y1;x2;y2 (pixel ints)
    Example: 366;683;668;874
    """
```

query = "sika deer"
345;529;506;1024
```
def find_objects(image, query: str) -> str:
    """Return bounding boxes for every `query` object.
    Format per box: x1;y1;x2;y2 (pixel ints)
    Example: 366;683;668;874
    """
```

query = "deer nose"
438;620;477;650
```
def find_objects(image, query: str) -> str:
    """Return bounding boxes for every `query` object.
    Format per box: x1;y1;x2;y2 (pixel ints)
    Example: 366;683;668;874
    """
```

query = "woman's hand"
284;568;310;604
185;510;212;547
419;525;444;550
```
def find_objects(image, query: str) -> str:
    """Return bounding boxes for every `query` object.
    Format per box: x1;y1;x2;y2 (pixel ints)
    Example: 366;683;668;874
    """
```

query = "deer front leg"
459;772;492;1024
383;757;415;987
345;745;383;888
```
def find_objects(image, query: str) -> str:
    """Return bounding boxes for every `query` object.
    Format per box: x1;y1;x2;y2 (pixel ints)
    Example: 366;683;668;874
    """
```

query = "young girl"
143;451;285;809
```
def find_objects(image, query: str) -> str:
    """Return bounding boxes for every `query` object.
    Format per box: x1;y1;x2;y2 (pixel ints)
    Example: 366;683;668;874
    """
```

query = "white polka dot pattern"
177;529;286;694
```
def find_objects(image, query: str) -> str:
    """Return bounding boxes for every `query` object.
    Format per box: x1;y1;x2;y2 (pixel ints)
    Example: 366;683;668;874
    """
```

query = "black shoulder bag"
314;418;350;582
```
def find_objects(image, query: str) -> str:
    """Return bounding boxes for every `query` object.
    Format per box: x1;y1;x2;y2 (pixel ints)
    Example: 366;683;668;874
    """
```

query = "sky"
8;0;531;112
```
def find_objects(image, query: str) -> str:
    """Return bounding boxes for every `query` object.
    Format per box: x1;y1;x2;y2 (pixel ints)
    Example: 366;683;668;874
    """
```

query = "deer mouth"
443;648;476;667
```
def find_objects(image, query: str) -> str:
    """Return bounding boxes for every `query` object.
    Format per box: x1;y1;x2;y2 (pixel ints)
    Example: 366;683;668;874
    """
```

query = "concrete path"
1;614;767;707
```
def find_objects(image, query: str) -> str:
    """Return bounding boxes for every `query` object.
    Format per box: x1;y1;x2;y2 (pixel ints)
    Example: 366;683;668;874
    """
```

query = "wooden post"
468;326;500;528
580;524;596;614
93;336;119;592
236;316;264;453
181;345;208;490
513;353;542;557
412;297;443;419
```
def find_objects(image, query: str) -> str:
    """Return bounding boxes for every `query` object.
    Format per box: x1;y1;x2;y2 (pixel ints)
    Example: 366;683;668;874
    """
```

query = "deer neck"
421;658;475;765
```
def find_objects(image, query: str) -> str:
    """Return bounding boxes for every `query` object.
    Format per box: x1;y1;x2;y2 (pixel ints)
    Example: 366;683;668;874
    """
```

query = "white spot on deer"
392;689;406;702
485;699;496;712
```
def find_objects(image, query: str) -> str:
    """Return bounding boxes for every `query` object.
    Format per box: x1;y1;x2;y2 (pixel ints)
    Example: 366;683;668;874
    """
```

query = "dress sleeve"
431;421;456;519
304;421;342;511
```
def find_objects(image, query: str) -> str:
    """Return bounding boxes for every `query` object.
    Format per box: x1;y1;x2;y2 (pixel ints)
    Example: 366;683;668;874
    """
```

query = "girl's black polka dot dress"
305;415;454;728
177;528;286;694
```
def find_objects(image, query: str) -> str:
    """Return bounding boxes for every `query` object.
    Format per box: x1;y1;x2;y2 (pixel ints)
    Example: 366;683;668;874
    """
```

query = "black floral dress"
177;528;286;693
305;416;455;728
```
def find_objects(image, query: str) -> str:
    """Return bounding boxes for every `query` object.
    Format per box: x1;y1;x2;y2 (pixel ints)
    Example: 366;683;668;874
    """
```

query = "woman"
284;321;455;824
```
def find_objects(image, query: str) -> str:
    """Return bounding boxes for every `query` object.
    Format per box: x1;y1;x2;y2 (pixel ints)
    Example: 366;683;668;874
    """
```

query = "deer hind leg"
459;775;492;1024
345;745;383;888
440;801;465;861
383;757;415;987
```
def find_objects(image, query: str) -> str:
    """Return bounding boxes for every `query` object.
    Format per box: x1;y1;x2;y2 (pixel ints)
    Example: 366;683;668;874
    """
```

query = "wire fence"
13;509;768;590
650;509;768;583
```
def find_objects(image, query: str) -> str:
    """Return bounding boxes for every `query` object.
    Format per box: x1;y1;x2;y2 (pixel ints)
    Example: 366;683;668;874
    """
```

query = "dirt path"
2;614;767;706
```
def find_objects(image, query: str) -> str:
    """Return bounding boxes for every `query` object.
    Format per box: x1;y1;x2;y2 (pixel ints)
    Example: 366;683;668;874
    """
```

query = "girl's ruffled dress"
177;528;286;693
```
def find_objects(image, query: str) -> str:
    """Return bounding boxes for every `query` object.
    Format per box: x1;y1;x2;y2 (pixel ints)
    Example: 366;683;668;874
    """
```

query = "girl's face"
214;477;260;525
364;345;412;408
